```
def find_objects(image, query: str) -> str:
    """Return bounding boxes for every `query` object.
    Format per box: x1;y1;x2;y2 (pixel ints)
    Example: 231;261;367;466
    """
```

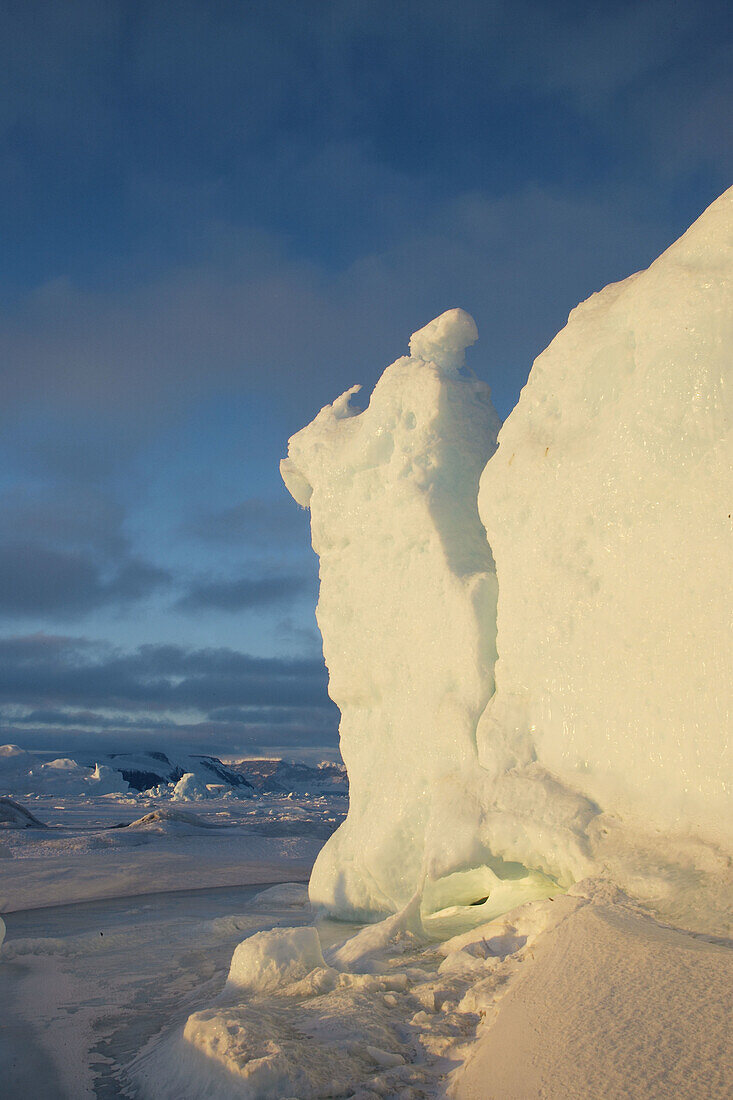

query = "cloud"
176;573;309;613
0;544;169;617
0;0;729;763
186;497;309;547
0;485;128;554
0;183;682;430
1;2;729;428
0;633;332;712
11;707;172;730
0;632;338;756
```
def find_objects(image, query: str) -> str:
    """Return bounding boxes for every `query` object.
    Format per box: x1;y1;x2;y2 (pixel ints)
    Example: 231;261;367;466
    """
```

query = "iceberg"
171;772;212;801
282;190;732;928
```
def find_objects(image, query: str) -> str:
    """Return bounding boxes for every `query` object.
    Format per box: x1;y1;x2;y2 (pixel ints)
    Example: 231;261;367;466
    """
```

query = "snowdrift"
0;796;47;829
110;808;221;832
282;189;733;930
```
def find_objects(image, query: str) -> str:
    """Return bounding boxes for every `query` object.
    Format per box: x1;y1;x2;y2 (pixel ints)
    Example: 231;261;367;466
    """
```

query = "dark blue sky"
1;0;730;760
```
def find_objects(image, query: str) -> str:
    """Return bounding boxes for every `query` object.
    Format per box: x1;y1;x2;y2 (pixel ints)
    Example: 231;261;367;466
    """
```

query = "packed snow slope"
479;185;732;854
283;191;732;932
282;309;504;920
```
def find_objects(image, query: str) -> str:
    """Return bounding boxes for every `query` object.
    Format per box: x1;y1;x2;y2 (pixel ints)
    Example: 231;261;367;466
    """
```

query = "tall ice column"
281;309;501;919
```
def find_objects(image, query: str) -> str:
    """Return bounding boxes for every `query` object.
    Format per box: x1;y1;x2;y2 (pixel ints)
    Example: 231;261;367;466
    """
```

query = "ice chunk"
282;193;732;930
409;307;478;374
226;926;329;993
478;186;733;853
171;772;211;801
282;309;502;919
87;763;130;795
328;893;423;973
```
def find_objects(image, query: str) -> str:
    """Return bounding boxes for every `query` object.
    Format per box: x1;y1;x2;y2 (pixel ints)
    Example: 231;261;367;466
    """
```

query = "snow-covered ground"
0;789;342;1097
1;789;730;1098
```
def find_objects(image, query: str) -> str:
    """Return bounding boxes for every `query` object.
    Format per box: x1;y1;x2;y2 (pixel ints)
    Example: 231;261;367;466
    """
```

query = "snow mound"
0;796;47;829
0;744;34;775
282;307;502;919
115;808;218;832
248;883;310;908
226;926;331;993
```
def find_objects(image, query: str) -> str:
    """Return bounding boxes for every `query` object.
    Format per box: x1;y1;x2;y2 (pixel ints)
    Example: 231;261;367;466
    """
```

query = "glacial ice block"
478;186;733;850
281;309;502;918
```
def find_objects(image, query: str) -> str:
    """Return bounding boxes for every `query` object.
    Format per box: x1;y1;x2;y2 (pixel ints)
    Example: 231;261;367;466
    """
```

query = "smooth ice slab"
479;187;733;852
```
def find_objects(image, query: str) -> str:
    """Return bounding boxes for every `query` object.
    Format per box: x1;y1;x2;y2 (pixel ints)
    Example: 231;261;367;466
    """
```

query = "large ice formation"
282;190;732;926
479;186;732;852
282;309;506;919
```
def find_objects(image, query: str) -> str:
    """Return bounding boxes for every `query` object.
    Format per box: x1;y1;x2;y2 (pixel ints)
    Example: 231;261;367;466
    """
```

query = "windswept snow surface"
0;792;343;912
130;882;732;1100
282;308;504;919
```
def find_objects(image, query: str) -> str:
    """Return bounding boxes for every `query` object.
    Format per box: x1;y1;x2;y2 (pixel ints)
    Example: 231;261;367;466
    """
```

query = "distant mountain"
78;751;256;795
230;758;348;796
0;743;344;799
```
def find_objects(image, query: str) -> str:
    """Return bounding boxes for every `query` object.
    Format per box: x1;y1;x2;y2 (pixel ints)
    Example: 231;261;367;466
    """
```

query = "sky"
1;0;731;762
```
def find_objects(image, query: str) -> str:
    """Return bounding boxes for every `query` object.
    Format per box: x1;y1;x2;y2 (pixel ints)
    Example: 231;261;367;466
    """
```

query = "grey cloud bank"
0;634;338;757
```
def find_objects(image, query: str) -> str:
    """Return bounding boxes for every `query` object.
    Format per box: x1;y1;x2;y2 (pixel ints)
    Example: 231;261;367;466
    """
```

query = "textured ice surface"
282;309;503;918
226;926;330;993
479;186;732;853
